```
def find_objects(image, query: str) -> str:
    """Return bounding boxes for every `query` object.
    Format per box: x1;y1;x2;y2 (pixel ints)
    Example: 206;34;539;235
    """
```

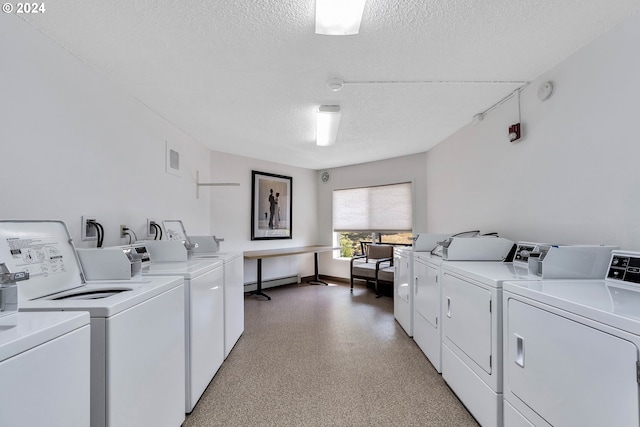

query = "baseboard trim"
243;274;300;292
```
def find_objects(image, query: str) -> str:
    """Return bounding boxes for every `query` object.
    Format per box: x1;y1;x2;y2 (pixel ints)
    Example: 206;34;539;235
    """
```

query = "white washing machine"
503;250;640;427
132;240;225;413
171;220;245;359
394;246;413;337
0;311;90;427
191;236;244;359
0;220;186;427
441;244;616;427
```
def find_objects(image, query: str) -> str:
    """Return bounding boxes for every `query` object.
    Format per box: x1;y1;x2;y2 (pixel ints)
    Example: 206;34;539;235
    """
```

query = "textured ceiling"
19;0;640;169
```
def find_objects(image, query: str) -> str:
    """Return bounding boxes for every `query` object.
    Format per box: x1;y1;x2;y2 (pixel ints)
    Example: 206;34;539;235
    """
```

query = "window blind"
333;182;413;232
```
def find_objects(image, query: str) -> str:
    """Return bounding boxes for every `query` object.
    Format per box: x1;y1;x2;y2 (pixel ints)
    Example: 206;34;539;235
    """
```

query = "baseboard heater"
243;274;301;292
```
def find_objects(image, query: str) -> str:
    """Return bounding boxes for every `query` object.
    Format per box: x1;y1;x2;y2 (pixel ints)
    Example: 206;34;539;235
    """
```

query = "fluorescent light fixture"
316;105;341;146
315;0;366;35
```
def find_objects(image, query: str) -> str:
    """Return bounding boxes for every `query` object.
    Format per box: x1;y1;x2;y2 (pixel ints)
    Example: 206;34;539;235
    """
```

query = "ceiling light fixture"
316;105;341;146
315;0;366;35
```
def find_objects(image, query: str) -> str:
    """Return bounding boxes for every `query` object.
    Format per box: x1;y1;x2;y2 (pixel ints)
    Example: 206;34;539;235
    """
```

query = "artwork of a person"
268;189;276;229
274;192;280;228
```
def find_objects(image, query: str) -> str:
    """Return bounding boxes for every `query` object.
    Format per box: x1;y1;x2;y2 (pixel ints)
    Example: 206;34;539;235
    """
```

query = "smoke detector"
537;81;554;101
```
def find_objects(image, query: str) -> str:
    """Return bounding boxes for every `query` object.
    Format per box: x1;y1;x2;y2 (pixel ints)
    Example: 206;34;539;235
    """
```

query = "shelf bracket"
196;170;240;199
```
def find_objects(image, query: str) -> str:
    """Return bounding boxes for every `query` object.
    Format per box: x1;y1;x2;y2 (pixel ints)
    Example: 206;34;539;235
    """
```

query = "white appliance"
440;244;617;427
162;220;245;358
190;236;244;359
395;233;451;338
0;311;90;427
412;233;512;373
0;220;186;427
164;220;244;359
394;246;413;336
503;250;640;427
132;240;225;413
413;251;445;372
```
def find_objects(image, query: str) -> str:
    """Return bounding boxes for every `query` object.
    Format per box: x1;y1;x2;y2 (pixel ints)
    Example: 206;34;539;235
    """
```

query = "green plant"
339;233;354;257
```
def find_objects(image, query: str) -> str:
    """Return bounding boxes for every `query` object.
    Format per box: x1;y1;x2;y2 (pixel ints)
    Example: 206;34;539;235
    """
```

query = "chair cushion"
352;260;394;281
367;244;393;260
351;262;379;279
378;266;395;283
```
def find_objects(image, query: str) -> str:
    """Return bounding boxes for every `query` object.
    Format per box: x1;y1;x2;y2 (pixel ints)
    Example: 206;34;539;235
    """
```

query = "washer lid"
0;221;85;302
20;276;183;317
0;311;90;361
141;260;221;279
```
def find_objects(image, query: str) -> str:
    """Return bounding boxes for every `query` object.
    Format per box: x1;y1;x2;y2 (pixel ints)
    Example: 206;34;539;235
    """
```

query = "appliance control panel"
131;246;151;264
514;244;537;263
607;254;640;284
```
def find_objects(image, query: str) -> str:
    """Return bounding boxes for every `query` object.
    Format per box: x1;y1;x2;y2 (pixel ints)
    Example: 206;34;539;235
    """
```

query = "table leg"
308;252;329;286
250;258;271;300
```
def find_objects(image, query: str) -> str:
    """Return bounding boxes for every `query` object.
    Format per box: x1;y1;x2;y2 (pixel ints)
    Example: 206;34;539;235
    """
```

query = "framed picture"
251;171;292;240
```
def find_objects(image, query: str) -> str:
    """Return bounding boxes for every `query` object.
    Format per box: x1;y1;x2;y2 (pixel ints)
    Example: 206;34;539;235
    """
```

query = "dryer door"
414;258;442;371
506;298;640;427
414;260;439;328
395;252;410;304
442;271;493;375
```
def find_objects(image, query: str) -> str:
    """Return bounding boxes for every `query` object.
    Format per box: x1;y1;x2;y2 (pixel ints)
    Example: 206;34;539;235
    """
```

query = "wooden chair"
350;244;394;297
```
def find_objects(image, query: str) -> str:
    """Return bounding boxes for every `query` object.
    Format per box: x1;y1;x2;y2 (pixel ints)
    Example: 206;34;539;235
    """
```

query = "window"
333;182;413;257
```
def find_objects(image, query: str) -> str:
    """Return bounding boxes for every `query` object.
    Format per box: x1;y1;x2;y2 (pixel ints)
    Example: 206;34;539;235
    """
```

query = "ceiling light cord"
474;82;530;121
516;87;521;123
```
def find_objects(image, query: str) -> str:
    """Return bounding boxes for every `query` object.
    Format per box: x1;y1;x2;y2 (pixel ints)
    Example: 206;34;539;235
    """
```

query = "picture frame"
251;170;292;240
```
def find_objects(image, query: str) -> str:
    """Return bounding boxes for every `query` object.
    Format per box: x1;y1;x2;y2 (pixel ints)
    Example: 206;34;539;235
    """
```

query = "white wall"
6;10;638;286
426;12;640;250
316;153;428;278
0;16;321;286
208;151;319;284
0;16;212;247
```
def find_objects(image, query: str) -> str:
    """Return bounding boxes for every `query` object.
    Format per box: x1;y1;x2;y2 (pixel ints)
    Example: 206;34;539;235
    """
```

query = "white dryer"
132;240;225;413
0;311;90;427
0;220;186;427
503;250;640;427
396;234;452;340
413;251;444;372
394;246;413;336
440;244;616;427
412;234;512;373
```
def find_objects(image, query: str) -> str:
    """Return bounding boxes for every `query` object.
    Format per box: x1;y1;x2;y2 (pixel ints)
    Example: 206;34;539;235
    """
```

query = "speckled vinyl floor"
183;281;479;427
